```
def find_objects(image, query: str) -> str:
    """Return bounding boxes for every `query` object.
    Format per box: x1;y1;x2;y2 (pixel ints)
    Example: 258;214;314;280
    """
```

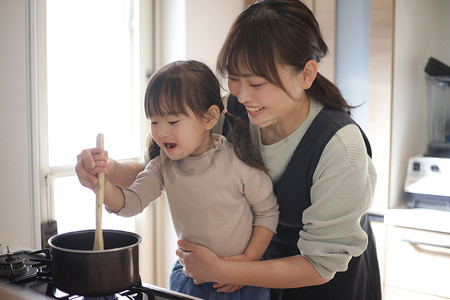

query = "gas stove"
0;248;201;300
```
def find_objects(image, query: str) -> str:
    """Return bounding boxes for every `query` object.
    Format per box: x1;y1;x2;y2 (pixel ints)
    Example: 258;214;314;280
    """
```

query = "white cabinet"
385;287;449;300
384;226;450;299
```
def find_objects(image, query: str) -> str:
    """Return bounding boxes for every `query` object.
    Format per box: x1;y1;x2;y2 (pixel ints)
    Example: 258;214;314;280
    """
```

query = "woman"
176;1;381;299
76;0;381;299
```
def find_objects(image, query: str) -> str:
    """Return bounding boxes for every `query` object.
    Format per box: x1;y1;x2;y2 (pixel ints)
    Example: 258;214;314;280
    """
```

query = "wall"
0;0;40;249
147;0;246;287
390;0;450;208
185;1;244;70
156;0;244;72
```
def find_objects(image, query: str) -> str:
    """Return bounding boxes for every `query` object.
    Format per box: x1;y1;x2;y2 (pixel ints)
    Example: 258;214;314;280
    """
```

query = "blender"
404;57;450;211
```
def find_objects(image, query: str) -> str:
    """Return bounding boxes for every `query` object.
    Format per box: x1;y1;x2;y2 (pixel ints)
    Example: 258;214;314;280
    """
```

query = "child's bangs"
145;76;189;118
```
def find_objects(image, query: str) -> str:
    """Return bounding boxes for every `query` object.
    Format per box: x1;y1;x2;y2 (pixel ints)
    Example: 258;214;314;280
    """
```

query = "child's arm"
102;179;126;213
241;225;274;261
213;225;274;292
105;159;143;189
76;147;143;190
222;226;274;262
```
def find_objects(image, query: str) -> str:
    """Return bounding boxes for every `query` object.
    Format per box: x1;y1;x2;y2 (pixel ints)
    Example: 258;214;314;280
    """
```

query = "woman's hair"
144;60;266;170
217;0;353;113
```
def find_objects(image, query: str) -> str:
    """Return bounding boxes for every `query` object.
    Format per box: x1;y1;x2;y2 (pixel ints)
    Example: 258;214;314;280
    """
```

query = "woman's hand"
212;255;247;293
176;239;222;285
176;240;246;293
75;147;115;190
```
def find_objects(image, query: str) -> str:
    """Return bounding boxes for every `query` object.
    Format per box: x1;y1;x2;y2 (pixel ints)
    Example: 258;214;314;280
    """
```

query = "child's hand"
213;283;243;293
75;147;114;190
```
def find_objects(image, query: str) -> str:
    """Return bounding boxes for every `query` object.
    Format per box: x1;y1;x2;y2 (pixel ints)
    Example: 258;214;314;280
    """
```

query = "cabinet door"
385;287;449;300
385;226;450;298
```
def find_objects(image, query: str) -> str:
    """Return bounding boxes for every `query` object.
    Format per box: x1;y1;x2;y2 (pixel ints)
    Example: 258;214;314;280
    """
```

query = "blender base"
406;192;450;212
426;142;450;158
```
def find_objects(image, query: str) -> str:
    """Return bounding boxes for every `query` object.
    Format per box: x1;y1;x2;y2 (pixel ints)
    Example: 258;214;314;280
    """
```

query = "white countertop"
384;208;450;233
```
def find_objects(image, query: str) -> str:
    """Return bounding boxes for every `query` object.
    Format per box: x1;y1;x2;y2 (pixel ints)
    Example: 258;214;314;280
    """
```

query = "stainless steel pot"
48;229;141;296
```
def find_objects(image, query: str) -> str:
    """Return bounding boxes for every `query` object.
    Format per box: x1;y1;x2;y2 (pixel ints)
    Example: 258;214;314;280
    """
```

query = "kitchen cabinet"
385;287;449;300
384;226;450;299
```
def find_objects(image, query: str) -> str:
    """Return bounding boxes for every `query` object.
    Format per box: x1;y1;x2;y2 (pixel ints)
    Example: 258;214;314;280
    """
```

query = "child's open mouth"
164;143;177;150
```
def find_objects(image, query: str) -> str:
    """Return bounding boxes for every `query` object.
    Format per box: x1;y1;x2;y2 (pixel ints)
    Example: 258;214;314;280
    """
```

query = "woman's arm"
177;240;328;289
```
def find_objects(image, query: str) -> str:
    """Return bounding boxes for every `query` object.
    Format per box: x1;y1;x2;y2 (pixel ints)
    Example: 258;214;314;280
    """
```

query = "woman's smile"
245;105;265;116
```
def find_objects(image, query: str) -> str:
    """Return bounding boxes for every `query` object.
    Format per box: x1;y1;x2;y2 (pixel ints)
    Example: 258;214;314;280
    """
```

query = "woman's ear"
300;59;318;89
204;105;220;130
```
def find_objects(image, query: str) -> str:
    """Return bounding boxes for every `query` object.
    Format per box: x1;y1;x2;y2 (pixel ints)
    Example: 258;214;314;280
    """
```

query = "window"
39;0;150;235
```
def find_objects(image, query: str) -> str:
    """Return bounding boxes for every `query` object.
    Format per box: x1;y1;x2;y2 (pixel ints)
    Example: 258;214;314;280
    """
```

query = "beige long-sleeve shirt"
116;135;279;258
251;98;377;280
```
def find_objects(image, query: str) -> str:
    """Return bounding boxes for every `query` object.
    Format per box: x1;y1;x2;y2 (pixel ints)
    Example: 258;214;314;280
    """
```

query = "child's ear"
204;105;220;130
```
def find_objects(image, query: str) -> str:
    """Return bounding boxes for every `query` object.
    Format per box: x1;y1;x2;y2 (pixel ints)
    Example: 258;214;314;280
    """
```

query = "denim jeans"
169;261;270;300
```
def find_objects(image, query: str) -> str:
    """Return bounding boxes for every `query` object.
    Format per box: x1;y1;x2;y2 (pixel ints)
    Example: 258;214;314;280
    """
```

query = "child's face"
149;107;213;160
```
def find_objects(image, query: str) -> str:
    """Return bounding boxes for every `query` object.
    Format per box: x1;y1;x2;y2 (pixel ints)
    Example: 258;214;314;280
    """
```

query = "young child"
87;60;279;299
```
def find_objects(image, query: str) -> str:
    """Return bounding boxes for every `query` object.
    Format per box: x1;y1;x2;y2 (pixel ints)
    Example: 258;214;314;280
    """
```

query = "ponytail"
308;72;355;115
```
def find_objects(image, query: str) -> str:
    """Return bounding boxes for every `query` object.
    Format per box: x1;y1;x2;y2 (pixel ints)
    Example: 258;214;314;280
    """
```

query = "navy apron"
225;94;381;300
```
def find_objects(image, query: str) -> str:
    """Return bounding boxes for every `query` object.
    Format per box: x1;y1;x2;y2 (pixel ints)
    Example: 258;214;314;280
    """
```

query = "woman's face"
227;63;310;141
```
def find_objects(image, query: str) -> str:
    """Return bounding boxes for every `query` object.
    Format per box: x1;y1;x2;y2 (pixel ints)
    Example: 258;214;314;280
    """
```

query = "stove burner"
0;248;50;283
0;252;41;282
0;252;27;276
46;284;156;300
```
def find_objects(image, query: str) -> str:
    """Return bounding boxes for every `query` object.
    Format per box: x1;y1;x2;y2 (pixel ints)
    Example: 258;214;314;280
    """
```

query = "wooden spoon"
93;133;105;251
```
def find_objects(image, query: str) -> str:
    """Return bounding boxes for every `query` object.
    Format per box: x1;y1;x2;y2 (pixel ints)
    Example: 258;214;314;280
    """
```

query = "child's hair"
217;0;353;114
144;60;266;171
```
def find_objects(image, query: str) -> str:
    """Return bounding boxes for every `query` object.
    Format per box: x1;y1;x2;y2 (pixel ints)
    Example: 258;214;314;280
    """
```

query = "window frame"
36;0;153;233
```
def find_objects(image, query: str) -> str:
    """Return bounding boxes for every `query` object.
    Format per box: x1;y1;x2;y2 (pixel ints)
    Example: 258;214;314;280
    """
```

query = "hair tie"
221;108;228;115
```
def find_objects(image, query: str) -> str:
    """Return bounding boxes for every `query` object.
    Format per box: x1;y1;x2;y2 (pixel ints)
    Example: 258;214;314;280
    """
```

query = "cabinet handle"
402;238;450;250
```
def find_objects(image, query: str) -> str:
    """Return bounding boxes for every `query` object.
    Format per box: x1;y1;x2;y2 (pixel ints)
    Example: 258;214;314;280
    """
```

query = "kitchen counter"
0;283;51;300
384;208;450;233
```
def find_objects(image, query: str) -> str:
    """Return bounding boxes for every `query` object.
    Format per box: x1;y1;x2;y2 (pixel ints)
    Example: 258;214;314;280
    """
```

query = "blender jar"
425;75;450;157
